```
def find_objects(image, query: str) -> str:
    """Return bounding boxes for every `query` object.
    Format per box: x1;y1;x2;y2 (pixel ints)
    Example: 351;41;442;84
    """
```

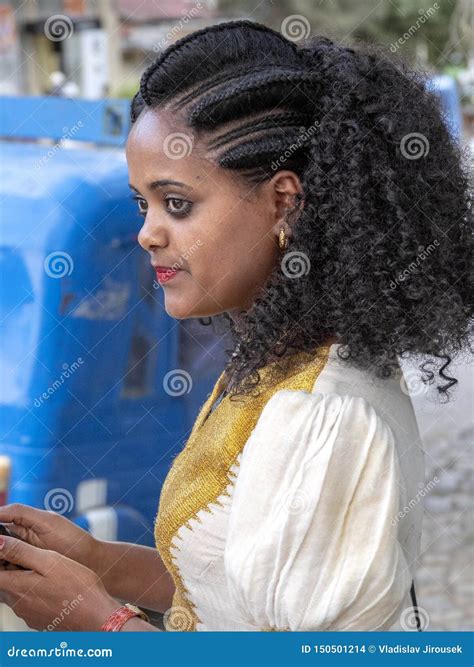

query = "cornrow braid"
173;60;301;111
139;19;296;106
207;111;308;151
217;130;311;175
187;67;321;129
130;89;145;123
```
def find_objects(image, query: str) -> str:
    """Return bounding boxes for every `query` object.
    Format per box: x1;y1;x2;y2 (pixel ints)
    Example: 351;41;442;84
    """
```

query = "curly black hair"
130;19;473;402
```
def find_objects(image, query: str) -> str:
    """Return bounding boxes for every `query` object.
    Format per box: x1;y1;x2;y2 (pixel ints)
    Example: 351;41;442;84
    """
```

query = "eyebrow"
128;179;193;193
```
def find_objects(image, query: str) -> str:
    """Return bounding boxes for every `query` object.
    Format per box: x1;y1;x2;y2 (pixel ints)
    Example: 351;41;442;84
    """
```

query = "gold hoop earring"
278;228;289;251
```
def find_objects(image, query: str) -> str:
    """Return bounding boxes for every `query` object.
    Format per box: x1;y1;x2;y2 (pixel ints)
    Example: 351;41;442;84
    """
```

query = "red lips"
154;266;181;283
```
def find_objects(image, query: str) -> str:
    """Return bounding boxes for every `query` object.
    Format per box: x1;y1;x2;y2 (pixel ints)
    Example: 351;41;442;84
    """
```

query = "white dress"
168;343;425;631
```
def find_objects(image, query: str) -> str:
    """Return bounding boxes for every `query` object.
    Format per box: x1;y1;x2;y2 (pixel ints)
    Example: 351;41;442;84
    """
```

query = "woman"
0;20;471;632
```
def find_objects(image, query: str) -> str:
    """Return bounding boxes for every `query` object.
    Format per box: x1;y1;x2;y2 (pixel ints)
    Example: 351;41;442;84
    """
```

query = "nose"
137;214;168;252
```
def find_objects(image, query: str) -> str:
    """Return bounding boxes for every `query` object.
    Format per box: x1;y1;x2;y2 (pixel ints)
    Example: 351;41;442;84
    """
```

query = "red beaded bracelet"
101;603;150;631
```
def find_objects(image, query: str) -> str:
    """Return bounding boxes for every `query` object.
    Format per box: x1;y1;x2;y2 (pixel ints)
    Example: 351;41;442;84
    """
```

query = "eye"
131;195;148;217
165;197;193;218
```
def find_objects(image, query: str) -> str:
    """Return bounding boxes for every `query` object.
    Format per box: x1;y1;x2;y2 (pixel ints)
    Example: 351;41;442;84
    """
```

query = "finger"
0;561;24;571
2;523;26;541
0;503;43;528
0;569;37;596
0;535;53;574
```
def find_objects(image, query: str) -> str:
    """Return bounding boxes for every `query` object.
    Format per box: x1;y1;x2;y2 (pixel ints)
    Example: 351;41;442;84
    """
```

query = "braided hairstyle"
130;19;473;401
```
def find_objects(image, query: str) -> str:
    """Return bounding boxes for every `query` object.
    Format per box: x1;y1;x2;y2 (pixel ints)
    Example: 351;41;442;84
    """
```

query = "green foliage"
114;81;141;99
217;0;467;67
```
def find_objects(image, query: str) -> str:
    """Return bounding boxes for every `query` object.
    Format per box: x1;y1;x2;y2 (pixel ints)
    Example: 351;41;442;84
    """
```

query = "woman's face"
126;109;302;320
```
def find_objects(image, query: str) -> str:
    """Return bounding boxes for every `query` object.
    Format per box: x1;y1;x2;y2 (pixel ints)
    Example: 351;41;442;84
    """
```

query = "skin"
0;504;174;631
0;534;127;631
126;108;304;321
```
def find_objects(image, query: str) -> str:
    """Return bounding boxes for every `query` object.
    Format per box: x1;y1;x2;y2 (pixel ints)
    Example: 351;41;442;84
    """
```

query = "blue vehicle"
0;96;228;546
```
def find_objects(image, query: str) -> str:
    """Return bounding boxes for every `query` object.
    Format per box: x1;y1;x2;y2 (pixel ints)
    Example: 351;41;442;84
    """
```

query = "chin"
164;289;227;320
164;303;193;319
163;298;202;320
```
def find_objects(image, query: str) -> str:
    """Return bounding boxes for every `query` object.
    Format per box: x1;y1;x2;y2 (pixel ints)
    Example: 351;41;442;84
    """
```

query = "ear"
270;171;304;237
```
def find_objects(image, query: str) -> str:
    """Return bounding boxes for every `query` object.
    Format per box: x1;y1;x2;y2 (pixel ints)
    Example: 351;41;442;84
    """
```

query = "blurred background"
0;1;473;111
0;0;472;632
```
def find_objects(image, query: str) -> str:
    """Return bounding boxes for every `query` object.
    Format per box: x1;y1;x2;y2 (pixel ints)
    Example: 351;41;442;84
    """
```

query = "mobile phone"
0;523;13;537
0;522;27;569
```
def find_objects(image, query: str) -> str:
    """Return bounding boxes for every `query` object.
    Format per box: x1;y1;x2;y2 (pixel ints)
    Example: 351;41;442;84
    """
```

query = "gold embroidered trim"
155;344;332;631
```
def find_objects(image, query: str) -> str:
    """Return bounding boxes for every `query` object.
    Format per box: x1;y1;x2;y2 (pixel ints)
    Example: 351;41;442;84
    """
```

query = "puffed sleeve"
224;390;412;631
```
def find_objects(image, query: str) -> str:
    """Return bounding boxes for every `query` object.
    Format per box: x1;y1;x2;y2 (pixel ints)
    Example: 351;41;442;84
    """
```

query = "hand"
0;534;119;631
0;504;98;572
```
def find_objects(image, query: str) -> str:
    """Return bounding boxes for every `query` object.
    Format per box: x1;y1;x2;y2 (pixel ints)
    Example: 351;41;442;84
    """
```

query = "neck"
224;335;340;395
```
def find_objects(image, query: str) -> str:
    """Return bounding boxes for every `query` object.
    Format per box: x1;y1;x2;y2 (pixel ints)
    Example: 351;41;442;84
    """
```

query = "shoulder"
242;388;396;464
233;388;399;517
259;386;389;423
